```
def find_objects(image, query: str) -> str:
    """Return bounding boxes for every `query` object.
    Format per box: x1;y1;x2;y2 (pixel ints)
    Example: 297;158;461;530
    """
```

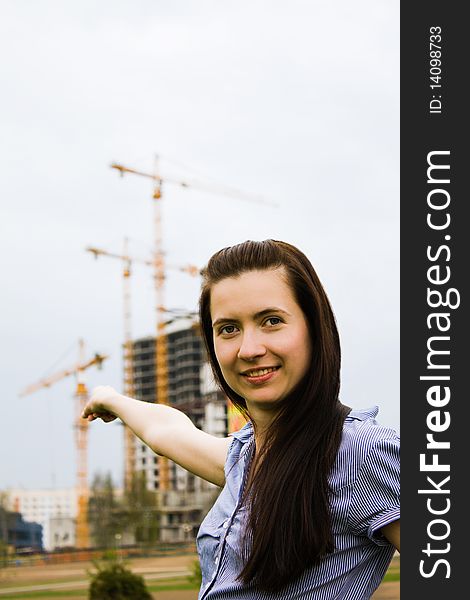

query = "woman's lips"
242;366;280;384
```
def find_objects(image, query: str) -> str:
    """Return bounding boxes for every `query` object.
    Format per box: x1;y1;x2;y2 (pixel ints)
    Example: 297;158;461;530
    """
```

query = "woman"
83;239;400;599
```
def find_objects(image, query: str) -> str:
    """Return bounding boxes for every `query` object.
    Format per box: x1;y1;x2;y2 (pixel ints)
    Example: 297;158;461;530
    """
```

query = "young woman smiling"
83;239;400;599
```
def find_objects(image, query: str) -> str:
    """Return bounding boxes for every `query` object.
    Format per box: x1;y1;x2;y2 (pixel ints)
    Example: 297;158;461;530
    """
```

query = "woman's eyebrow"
212;308;291;328
253;307;291;319
212;317;238;329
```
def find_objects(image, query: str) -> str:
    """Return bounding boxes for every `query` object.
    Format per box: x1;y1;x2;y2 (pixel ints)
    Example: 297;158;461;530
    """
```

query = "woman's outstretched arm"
82;385;231;486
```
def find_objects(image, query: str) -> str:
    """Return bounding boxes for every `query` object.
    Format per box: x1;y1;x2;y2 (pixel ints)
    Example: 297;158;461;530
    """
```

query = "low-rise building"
0;507;43;552
5;488;77;550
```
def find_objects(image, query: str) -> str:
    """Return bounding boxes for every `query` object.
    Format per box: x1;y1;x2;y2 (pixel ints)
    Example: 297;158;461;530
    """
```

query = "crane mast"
19;341;108;548
122;238;136;491
152;159;170;490
74;340;90;548
87;239;200;491
111;158;173;492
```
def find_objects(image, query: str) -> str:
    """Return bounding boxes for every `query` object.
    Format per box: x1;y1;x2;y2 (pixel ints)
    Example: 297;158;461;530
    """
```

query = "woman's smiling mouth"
242;366;280;383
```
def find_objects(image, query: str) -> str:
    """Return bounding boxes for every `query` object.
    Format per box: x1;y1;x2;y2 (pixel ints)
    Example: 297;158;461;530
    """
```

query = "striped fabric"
196;407;400;599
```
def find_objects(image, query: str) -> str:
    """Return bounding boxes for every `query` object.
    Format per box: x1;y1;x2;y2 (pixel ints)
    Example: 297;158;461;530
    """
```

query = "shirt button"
215;556;219;565
223;519;230;528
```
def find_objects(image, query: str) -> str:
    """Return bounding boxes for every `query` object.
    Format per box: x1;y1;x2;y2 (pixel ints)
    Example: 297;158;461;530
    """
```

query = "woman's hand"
82;385;120;423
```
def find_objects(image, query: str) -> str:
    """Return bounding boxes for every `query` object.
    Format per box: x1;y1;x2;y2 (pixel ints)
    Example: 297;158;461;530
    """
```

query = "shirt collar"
346;405;379;421
229;420;253;443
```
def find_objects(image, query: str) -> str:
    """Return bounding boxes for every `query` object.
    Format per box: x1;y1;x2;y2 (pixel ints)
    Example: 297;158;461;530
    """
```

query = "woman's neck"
247;402;279;448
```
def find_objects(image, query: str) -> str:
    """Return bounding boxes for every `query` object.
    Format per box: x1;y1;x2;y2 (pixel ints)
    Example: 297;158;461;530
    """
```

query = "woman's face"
210;268;312;420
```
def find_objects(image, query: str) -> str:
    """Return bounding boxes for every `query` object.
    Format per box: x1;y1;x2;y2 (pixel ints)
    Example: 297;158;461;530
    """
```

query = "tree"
122;472;159;549
88;472;123;549
0;493;10;567
188;558;202;587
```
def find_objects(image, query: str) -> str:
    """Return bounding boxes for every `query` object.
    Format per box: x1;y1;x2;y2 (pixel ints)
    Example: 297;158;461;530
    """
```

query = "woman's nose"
237;331;266;361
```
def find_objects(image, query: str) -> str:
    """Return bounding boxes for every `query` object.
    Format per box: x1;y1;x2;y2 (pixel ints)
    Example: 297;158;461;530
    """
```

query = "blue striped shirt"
196;406;400;599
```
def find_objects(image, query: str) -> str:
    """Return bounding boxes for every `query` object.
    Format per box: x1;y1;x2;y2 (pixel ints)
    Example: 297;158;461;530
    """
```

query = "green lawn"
0;577;199;598
1;556;399;598
383;555;400;582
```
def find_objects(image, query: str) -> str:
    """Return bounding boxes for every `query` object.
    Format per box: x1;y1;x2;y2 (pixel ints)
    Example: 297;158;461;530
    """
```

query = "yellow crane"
19;340;108;549
86;241;200;490
111;157;275;491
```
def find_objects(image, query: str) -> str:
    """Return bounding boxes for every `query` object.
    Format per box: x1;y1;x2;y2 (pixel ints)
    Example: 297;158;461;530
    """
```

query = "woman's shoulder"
224;421;254;468
229;420;253;444
331;406;400;489
343;406;400;446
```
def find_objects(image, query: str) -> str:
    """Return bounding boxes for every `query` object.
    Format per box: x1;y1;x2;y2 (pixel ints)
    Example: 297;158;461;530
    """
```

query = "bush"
188;558;202;587
88;559;152;599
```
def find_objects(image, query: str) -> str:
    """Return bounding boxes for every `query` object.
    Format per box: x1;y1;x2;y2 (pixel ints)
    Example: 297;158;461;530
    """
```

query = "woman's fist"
81;385;119;423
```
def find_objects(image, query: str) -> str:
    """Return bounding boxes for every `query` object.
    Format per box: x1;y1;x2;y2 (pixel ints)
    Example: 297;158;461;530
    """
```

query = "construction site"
2;159;257;555
0;160;247;600
0;158;399;600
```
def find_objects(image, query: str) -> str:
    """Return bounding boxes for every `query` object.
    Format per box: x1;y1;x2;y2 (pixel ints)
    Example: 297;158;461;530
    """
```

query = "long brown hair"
199;239;350;592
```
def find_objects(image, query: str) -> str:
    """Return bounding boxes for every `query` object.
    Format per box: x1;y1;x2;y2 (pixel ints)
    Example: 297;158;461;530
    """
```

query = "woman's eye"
220;325;237;335
266;317;282;326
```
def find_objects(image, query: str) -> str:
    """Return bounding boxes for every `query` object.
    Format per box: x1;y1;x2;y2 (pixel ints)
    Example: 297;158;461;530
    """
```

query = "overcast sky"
0;0;399;491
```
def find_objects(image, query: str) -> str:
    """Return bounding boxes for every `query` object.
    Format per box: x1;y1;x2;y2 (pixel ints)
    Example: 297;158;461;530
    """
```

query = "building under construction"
127;318;229;542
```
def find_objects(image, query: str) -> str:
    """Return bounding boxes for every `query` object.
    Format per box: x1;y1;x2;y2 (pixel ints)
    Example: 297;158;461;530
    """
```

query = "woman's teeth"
246;367;277;377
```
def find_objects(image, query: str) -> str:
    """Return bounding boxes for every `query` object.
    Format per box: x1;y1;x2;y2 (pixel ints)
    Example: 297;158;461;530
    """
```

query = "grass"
382;555;400;582
1;555;399;598
1;577;200;599
148;580;199;592
0;592;84;599
0;577;83;588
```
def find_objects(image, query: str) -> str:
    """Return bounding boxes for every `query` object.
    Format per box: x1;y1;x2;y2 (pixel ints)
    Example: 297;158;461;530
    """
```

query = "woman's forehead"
210;268;297;316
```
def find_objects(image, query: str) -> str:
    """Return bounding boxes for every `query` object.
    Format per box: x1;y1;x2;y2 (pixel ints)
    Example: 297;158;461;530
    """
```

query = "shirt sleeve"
347;434;400;545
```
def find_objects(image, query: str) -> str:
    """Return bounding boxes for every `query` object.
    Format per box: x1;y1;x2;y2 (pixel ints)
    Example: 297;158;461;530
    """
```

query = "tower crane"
111;157;275;492
19;340;108;549
86;241;200;490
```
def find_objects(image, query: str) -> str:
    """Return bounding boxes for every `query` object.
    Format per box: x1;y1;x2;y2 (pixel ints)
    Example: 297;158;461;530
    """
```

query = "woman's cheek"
216;341;234;366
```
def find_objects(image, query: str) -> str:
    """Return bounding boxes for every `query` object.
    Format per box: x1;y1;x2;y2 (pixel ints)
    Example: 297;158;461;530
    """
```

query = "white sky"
0;0;399;491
